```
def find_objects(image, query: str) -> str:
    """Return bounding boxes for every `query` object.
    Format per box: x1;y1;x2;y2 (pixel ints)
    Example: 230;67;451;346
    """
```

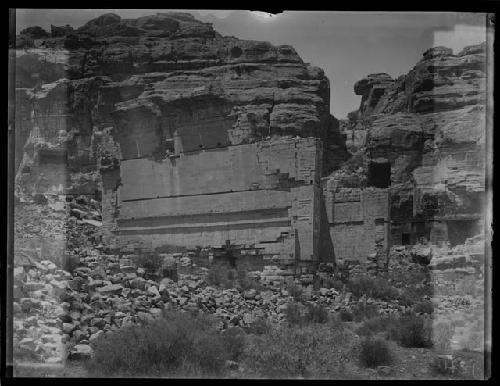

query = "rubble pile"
13;189;487;365
13;260;70;364
57;252;350;357
12;195;397;364
10;195;338;362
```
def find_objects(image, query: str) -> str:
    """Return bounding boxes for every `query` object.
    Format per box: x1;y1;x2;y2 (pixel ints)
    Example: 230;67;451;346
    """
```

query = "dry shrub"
352;302;380;322
221;327;246;361
321;277;344;292
396;312;433;348
242;322;356;378
85;310;233;377
339;310;354;322
432;322;455;353
305;303;329;324
347;275;399;301
247;317;272;335
284;302;329;326
413;300;434;314
359;338;393;367
355;314;400;338
399;286;432;307
284;302;303;326
288;283;304;302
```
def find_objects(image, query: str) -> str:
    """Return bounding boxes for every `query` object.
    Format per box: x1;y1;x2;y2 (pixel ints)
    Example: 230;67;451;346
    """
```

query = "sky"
15;9;488;119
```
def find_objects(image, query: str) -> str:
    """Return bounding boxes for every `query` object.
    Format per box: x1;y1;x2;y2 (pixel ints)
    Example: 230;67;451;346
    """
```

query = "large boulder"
97;283;124;295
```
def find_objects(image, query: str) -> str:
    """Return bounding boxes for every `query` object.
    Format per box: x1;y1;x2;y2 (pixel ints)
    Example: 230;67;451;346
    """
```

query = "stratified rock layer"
14;13;489;266
335;41;487;251
14;12;345;271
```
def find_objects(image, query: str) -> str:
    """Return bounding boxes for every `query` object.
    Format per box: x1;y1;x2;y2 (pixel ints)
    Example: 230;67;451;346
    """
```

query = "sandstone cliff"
337;42;487;246
15;12;348;198
14;13;488;263
14;12;349;265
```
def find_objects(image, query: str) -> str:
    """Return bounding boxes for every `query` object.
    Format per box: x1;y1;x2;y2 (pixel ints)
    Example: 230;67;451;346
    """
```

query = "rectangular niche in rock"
367;160;391;188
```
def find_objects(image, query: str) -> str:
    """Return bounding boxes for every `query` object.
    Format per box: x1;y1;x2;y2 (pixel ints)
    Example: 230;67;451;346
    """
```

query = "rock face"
12;15;489;370
330;41;488;260
14;13;488;267
14;12;348;272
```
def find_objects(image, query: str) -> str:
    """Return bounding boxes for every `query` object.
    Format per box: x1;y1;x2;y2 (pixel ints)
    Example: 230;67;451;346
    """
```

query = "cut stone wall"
323;182;389;262
107;137;325;265
118;137;320;201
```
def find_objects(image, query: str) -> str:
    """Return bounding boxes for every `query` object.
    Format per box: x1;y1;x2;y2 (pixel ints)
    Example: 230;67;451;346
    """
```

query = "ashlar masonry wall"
324;180;389;262
103;136;324;264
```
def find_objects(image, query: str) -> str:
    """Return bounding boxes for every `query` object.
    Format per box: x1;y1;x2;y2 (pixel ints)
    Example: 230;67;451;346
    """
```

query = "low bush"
356;314;399;337
246;317;272;335
305;303;329;324
242;322;357;378
356;316;386;337
339;310;354;322
355;324;373;337
288;283;304;302
432;322;455;353
322;277;344;292
284;302;329;326
284;302;303;326
347;275;399;301
390;266;430;288
396;312;433;348
221;327;246;361
352;302;380;322
359;338;393;368
413;300;434;314
398;286;432;307
85;310;231;377
383;316;404;341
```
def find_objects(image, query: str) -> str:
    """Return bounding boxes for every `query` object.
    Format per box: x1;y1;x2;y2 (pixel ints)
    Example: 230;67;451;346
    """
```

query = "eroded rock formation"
14;12;350;273
12;15;490;368
333;42;487;259
14;12;488;269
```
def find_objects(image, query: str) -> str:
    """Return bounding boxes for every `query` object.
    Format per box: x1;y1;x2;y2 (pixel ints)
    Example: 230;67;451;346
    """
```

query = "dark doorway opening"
367;161;391;188
230;46;243;58
401;233;411;245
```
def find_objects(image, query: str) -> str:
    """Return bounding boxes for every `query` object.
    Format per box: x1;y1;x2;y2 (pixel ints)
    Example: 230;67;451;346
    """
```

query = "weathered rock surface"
14;12;349;269
335;41;487;248
12;13;488;369
15;12;348;199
